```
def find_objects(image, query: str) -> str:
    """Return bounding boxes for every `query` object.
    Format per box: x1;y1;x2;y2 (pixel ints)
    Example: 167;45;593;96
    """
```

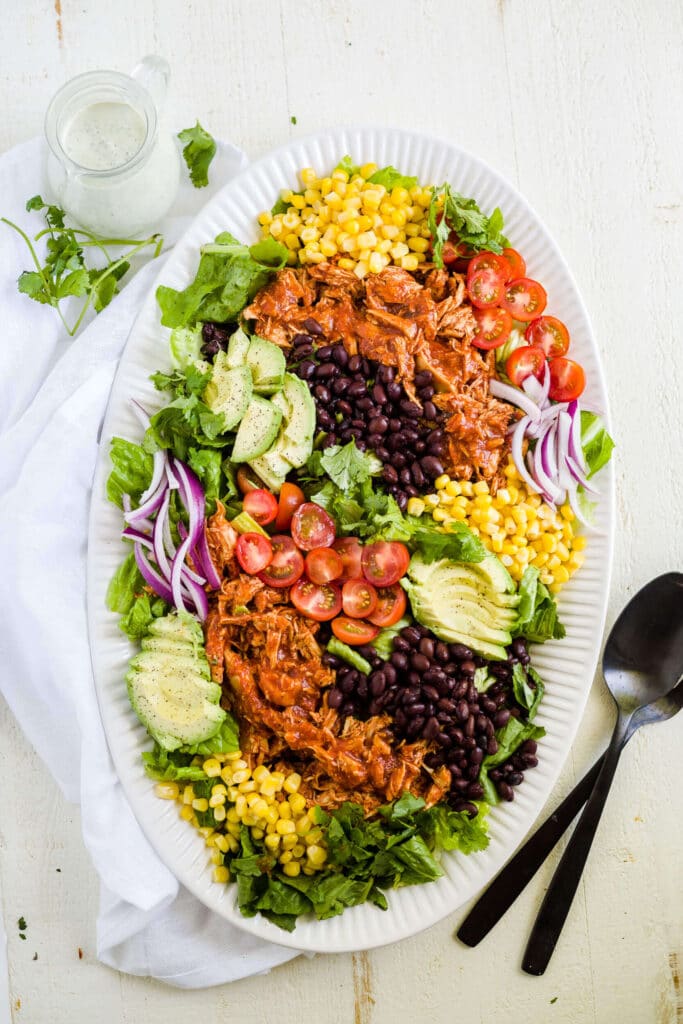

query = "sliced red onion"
122;527;154;550
566;453;598;494
130;400;151;430
511;416;544;497
521;363;550;407
138;449;167;506
152;490;173;582
134;544;174;605
540;420;559;484
490;379;542;421
567;400;587;473
173;459;205;549
124;478;167;527
180;574;209;621
194;525;222;590
533;435;562;504
170;535;194;614
526;402;563;439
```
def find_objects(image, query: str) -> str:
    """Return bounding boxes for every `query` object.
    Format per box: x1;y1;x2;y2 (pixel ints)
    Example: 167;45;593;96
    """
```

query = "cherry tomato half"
525;316;570;359
502;247;526;281
472;306;513;350
505;345;547;388
290;580;342;622
258;535;304;589
332;537;364;581
290;502;336;551
237;466;262;494
547;357;586;402
466;267;507;309
367;585;407;628
342;579;378;619
502;278;548;322
331;617;380;646
235;533;273;575
242;488;278;526
361;541;411;587
468;251;511;281
274;482;305;532
305;546;344;585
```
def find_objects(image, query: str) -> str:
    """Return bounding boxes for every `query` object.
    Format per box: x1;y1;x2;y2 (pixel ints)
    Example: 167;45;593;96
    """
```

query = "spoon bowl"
522;572;683;974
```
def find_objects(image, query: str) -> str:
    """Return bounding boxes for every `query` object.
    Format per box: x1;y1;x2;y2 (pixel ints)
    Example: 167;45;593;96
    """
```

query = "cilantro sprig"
2;196;163;336
428;183;508;267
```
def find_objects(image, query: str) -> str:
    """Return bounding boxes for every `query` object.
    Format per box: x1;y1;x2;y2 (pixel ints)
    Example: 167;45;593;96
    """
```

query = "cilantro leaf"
177;122;217;188
315;441;382;491
428;182;508;268
408;520;487;563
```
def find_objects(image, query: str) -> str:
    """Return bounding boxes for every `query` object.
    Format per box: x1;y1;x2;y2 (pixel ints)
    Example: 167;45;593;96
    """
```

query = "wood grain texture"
0;0;681;1021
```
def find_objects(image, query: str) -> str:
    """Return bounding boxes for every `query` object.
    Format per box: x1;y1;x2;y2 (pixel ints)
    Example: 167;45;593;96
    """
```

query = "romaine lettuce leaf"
581;411;615;478
513;565;566;643
107;437;153;509
106;553;168;640
156;231;288;329
367;166;418;190
478;718;546;804
511;662;545;721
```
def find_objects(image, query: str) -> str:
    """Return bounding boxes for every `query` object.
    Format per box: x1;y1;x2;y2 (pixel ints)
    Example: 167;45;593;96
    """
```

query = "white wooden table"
1;2;682;1021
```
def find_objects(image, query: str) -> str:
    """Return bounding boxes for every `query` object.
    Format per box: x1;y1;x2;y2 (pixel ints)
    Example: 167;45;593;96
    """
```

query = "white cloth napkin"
0;136;301;992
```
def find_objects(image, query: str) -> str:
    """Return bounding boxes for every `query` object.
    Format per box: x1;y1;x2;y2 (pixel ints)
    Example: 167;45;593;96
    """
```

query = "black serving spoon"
457;573;683;971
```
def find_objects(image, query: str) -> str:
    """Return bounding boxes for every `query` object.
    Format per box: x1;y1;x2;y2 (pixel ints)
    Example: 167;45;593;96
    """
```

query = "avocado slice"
402;554;518;661
246;335;286;394
203;351;253;431
225;326;252;369
231;396;283;462
126;612;226;751
248;447;295;493
277;373;316;468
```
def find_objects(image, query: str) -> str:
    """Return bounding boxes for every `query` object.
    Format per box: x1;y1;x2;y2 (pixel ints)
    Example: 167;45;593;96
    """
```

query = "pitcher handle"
131;55;170;111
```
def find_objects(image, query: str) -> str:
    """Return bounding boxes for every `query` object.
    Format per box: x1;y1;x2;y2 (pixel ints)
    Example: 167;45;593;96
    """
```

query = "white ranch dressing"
62;101;147;170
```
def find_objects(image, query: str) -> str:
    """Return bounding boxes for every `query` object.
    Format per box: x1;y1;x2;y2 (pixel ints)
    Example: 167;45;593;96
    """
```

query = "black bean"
434;642;450;664
414;371;432;387
422;401;438;421
369;416;389;434
390;651;409;671
460;659;476;677
467;782;485;801
369;672;386;697
393;452;407;468
314;384;331;403
420;455;444;479
388;418;402;433
372;383;387;405
497;781;514;802
455;700;469;722
470;747;484;765
302;317;323;335
357;679;368;699
316;362;338;379
419;385;435;402
450;643;474;660
373;446;390;462
347;381;367;398
332;345;349;366
317;345;334;360
522;755;539;768
399;467;412;486
382;465;398;486
317;410;333;430
293;342;314;359
465;715;476;737
399;399;421;419
410;652;430;673
414;440;427;455
386;381;402;402
356;397;373;412
395;492;409;511
487;737;499;756
522;739;538;755
493;708;511;728
327;688;344;709
508;772;524;786
401;626;422;645
382;663;397;685
298;360;317;380
411;461;426;487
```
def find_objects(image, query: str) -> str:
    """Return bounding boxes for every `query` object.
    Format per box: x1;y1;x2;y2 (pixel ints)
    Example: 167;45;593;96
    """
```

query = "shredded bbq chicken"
243;261;515;483
204;516;448;814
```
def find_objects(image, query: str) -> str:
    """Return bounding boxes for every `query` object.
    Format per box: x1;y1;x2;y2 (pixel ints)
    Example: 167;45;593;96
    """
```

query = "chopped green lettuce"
513;565;566;643
511;662;545;721
367;166;418;190
478;718;546;804
107;437;153;509
581;411;615;478
156;231;288;329
335;156;360;177
106;553;169;640
326;636;372;675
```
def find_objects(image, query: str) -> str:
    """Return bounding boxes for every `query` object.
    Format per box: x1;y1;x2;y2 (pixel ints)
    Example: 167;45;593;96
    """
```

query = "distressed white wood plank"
0;0;682;1020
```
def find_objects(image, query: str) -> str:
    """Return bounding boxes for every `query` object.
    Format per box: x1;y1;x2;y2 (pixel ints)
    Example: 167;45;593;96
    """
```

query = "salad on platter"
105;157;614;931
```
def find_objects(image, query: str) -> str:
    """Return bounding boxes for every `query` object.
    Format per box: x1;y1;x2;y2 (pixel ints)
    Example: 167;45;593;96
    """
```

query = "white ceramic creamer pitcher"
45;56;180;237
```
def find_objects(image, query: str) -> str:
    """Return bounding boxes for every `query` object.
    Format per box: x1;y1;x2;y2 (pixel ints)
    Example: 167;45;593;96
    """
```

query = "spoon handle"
457;754;605;947
522;714;631;975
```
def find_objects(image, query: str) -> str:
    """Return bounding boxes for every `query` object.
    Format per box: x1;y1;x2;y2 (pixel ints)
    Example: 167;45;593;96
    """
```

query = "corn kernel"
288;793;307;816
282;861;301;877
572;535;587;551
338;257;355;271
295;815;311;836
213;866;230;884
306;845;328;867
407;497;426;517
400;253;419;271
264;833;281;851
432;507;450;523
276;819;296;835
154;782;179;801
